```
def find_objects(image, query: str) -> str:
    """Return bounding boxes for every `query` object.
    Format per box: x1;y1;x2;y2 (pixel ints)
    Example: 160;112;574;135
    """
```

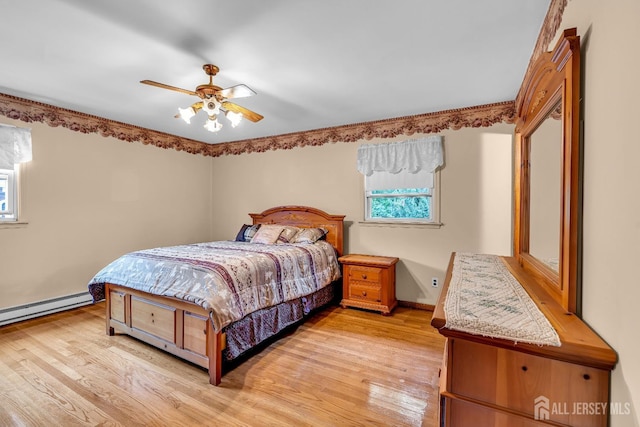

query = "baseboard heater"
0;292;93;327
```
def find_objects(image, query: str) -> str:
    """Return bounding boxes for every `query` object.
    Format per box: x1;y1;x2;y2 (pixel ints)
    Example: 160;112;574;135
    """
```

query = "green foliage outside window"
0;173;8;213
369;188;431;220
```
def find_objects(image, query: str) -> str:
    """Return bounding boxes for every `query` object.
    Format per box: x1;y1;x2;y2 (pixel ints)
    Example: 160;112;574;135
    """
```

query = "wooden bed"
103;206;344;385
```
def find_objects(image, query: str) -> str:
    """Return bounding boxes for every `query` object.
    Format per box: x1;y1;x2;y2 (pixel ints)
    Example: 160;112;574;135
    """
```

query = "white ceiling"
0;1;549;144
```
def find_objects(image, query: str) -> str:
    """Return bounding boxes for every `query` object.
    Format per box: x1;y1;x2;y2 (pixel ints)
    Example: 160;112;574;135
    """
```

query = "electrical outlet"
432;277;439;287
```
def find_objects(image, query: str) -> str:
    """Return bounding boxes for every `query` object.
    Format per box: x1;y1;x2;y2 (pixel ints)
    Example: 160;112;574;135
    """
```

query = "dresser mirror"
514;28;581;313
528;101;562;273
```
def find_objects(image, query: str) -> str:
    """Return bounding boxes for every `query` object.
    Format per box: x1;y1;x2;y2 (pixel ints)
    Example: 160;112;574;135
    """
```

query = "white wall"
209;123;514;305
0;115;513;310
0;118;213;309
555;1;640;425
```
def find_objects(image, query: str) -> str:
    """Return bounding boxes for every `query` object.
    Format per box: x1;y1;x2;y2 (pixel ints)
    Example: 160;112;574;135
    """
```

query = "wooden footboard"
105;283;224;385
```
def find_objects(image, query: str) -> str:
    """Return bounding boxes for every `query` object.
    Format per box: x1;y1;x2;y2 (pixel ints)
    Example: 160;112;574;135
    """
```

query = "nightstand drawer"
349;282;382;303
347;265;382;284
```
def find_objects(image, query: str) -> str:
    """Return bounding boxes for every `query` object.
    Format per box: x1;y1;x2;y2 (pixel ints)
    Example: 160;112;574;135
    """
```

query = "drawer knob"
583;374;590;380
521;366;528;372
362;291;367;297
362;274;367;279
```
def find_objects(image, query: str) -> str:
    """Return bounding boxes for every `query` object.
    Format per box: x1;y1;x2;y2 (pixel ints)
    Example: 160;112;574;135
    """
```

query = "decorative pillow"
235;224;261;242
250;224;286;244
292;227;328;244
235;224;249;241
277;226;301;244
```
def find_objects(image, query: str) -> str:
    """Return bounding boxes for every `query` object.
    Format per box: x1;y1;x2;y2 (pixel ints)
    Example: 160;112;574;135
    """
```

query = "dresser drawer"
347;265;382;285
446;398;549;427
131;296;176;343
449;339;609;424
349;282;382;303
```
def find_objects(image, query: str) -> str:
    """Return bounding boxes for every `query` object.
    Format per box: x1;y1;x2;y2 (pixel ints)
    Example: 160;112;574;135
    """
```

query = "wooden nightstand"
338;254;399;315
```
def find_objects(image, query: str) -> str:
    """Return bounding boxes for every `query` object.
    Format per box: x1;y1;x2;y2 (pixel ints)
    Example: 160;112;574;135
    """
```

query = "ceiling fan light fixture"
142;64;263;135
178;106;197;124
204;116;223;132
202;97;221;116
226;110;243;127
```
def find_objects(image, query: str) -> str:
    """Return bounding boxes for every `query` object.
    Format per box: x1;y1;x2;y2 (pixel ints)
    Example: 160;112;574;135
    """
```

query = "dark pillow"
235;224;250;241
235;224;261;242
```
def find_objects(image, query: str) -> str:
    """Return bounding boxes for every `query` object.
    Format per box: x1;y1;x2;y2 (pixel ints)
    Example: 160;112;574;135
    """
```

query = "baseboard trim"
0;294;432;326
398;300;435;312
0;292;93;326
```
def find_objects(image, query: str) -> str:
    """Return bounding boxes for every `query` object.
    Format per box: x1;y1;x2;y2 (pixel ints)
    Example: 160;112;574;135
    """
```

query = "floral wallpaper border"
0;92;515;158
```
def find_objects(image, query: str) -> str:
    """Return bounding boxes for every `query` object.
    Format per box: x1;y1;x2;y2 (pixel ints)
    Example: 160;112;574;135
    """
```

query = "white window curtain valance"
357;135;444;177
0;125;32;169
365;168;435;191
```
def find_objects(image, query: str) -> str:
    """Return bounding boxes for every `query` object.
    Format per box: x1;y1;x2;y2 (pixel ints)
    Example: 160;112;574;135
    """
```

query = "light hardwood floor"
0;302;444;426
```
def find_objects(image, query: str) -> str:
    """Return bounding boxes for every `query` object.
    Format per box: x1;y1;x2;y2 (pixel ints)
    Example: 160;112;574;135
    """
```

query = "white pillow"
250;224;285;244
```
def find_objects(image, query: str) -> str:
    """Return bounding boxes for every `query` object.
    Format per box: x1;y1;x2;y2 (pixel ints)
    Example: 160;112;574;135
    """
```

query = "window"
0;124;31;222
357;136;443;224
368;188;432;220
0;165;18;221
364;169;439;223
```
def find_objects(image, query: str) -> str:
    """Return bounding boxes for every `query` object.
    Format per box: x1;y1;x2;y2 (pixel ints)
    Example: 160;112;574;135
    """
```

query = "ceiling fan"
140;64;263;133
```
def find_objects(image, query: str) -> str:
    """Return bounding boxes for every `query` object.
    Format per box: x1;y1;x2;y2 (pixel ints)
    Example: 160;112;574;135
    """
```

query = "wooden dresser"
338;254;398;315
429;29;617;427
431;253;617;427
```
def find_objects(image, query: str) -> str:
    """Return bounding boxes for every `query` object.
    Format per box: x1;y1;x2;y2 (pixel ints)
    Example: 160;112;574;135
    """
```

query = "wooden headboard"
249;206;345;256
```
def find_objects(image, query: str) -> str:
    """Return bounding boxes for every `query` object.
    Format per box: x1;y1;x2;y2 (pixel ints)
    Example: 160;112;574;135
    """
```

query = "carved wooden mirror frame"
514;28;581;313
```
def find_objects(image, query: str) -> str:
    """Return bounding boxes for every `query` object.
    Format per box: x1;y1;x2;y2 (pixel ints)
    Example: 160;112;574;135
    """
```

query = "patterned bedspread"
87;240;341;332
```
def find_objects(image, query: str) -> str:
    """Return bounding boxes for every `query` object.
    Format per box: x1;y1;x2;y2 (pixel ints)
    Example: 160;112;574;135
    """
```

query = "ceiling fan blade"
222;102;264;122
218;84;256;99
140;80;198;97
